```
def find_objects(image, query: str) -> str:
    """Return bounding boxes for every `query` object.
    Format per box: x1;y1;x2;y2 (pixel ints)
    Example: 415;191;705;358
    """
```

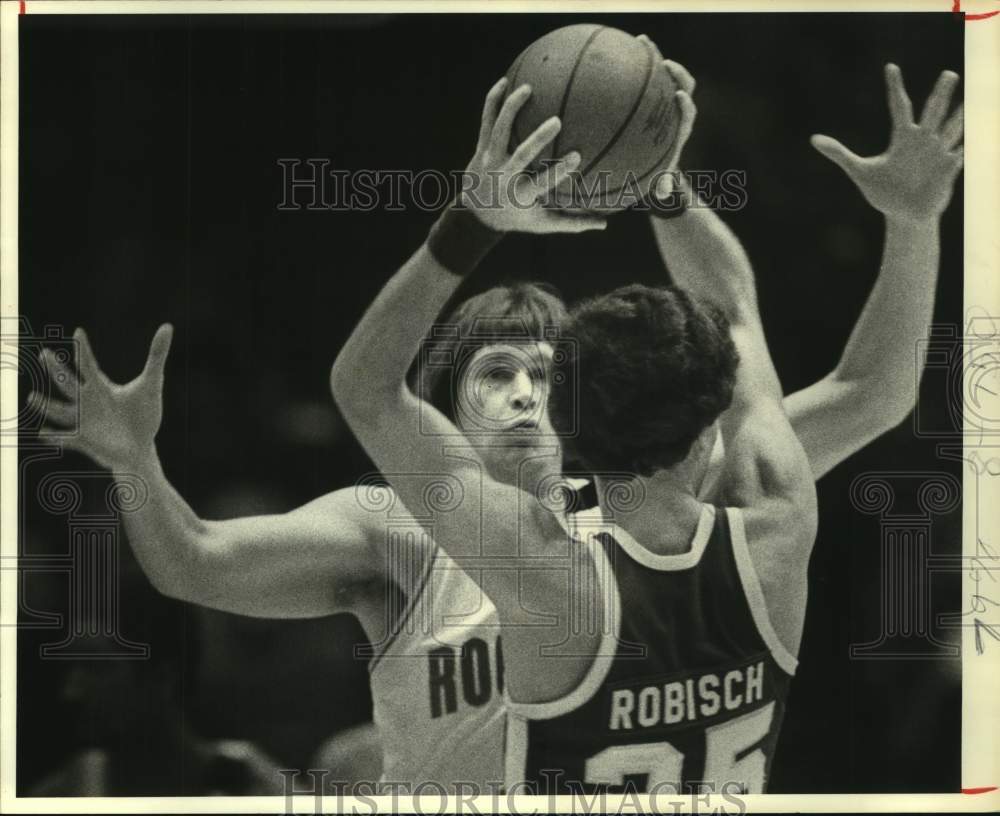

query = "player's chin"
476;433;547;453
475;433;558;469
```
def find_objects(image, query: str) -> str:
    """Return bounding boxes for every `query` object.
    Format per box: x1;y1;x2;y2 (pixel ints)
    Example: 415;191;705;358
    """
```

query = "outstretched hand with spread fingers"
31;324;173;472
811;64;964;223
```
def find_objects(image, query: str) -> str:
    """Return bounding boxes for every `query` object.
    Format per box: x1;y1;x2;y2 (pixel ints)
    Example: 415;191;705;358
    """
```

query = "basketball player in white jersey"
34;58;962;792
330;59;963;794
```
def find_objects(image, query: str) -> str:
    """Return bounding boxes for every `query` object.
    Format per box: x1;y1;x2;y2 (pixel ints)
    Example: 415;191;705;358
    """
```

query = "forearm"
115;448;214;598
330;210;500;412
652;178;782;406
649;177;759;323
781;215;939;479
832;214;939;408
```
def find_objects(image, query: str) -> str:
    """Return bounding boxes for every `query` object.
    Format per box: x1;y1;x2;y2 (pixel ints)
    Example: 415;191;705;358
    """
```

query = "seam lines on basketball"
579;35;657;180
600;97;679;197
552;25;607;162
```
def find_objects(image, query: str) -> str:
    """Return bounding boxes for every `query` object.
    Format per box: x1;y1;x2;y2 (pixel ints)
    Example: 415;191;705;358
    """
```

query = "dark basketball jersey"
504;505;797;795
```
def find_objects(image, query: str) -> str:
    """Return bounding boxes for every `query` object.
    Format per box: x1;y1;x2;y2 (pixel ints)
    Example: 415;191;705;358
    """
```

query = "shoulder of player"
724;411;818;564
523;489;575;547
738;496;816;557
289;485;434;577
725;402;815;505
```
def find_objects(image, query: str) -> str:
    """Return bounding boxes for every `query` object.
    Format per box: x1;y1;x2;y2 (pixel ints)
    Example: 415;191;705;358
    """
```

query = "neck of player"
595;431;714;555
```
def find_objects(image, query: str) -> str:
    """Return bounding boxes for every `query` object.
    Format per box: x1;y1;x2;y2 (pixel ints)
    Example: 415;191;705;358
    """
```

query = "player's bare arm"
644;52;963;480
784;64;964;476
644;59;819;652
31;325;384;620
331;79;616;703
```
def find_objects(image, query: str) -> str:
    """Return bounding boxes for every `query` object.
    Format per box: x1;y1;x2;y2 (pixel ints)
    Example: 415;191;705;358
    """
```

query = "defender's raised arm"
786;64;963;476
33;325;383;619
646;56;963;480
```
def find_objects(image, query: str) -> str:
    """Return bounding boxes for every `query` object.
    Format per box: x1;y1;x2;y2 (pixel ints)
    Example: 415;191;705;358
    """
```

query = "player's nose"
509;370;537;412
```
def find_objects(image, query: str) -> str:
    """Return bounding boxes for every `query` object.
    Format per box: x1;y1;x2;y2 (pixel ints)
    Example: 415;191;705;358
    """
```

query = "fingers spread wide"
810;133;863;177
29;393;77;427
919;69;959;131
73;328;99;382
39;348;79;399
142;323;174;379
940;102;964;149
885;63;914;128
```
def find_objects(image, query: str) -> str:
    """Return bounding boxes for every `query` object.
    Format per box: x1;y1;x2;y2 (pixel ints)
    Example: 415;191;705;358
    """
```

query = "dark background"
17;12;964;794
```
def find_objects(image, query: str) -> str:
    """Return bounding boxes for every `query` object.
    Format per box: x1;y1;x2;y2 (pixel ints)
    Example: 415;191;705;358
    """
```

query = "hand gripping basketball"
636;35;698;202
459;78;607;234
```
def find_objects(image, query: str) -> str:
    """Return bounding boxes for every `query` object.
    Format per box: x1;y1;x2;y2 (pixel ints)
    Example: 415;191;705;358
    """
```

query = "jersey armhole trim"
503;533;621;720
612;503;715;571
367;547;438;675
504;711;529;789
727;507;799;676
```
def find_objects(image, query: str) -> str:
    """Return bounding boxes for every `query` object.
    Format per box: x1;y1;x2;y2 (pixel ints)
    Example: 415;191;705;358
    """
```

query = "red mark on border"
19;0;25;14
952;0;1000;19
962;786;998;794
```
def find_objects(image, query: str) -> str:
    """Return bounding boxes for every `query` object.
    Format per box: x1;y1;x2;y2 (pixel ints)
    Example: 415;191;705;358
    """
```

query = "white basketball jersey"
369;544;506;791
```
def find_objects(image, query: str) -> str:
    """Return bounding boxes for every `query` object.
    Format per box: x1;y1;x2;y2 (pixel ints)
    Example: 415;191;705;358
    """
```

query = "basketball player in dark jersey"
333;79;801;795
509;49;962;795
332;58;963;795
34;58;962;791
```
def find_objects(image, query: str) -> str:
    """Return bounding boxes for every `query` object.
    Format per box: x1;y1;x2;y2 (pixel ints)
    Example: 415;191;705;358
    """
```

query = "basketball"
504;24;680;208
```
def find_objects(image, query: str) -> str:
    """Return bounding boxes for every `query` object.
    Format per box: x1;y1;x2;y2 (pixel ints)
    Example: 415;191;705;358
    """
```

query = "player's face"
454;341;559;483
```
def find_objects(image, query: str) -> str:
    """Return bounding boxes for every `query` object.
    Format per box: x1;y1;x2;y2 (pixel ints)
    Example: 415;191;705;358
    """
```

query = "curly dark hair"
415;281;568;422
549;284;739;477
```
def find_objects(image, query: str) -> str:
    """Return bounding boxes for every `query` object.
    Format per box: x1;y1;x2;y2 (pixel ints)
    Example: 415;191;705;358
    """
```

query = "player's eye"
486;365;517;383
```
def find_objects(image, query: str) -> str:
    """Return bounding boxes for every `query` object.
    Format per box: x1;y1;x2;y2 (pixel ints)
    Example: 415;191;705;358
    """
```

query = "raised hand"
811;64;964;223
460;78;607;233
31;324;173;472
636;34;698;200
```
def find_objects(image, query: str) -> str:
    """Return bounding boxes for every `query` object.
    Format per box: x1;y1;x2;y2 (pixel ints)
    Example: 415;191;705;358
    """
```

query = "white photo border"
1;0;997;812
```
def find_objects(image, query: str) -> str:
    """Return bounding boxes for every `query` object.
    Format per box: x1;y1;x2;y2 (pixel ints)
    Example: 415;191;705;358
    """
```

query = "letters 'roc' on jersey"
504;504;798;795
365;478;598;792
368;540;507;792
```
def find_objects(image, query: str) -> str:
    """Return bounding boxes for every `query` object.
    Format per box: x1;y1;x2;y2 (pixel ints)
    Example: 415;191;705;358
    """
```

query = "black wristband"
646;186;690;220
633;171;691;220
426;204;503;277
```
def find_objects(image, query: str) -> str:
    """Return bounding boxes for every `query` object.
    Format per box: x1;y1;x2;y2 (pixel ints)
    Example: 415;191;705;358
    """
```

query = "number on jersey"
583;702;775;793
